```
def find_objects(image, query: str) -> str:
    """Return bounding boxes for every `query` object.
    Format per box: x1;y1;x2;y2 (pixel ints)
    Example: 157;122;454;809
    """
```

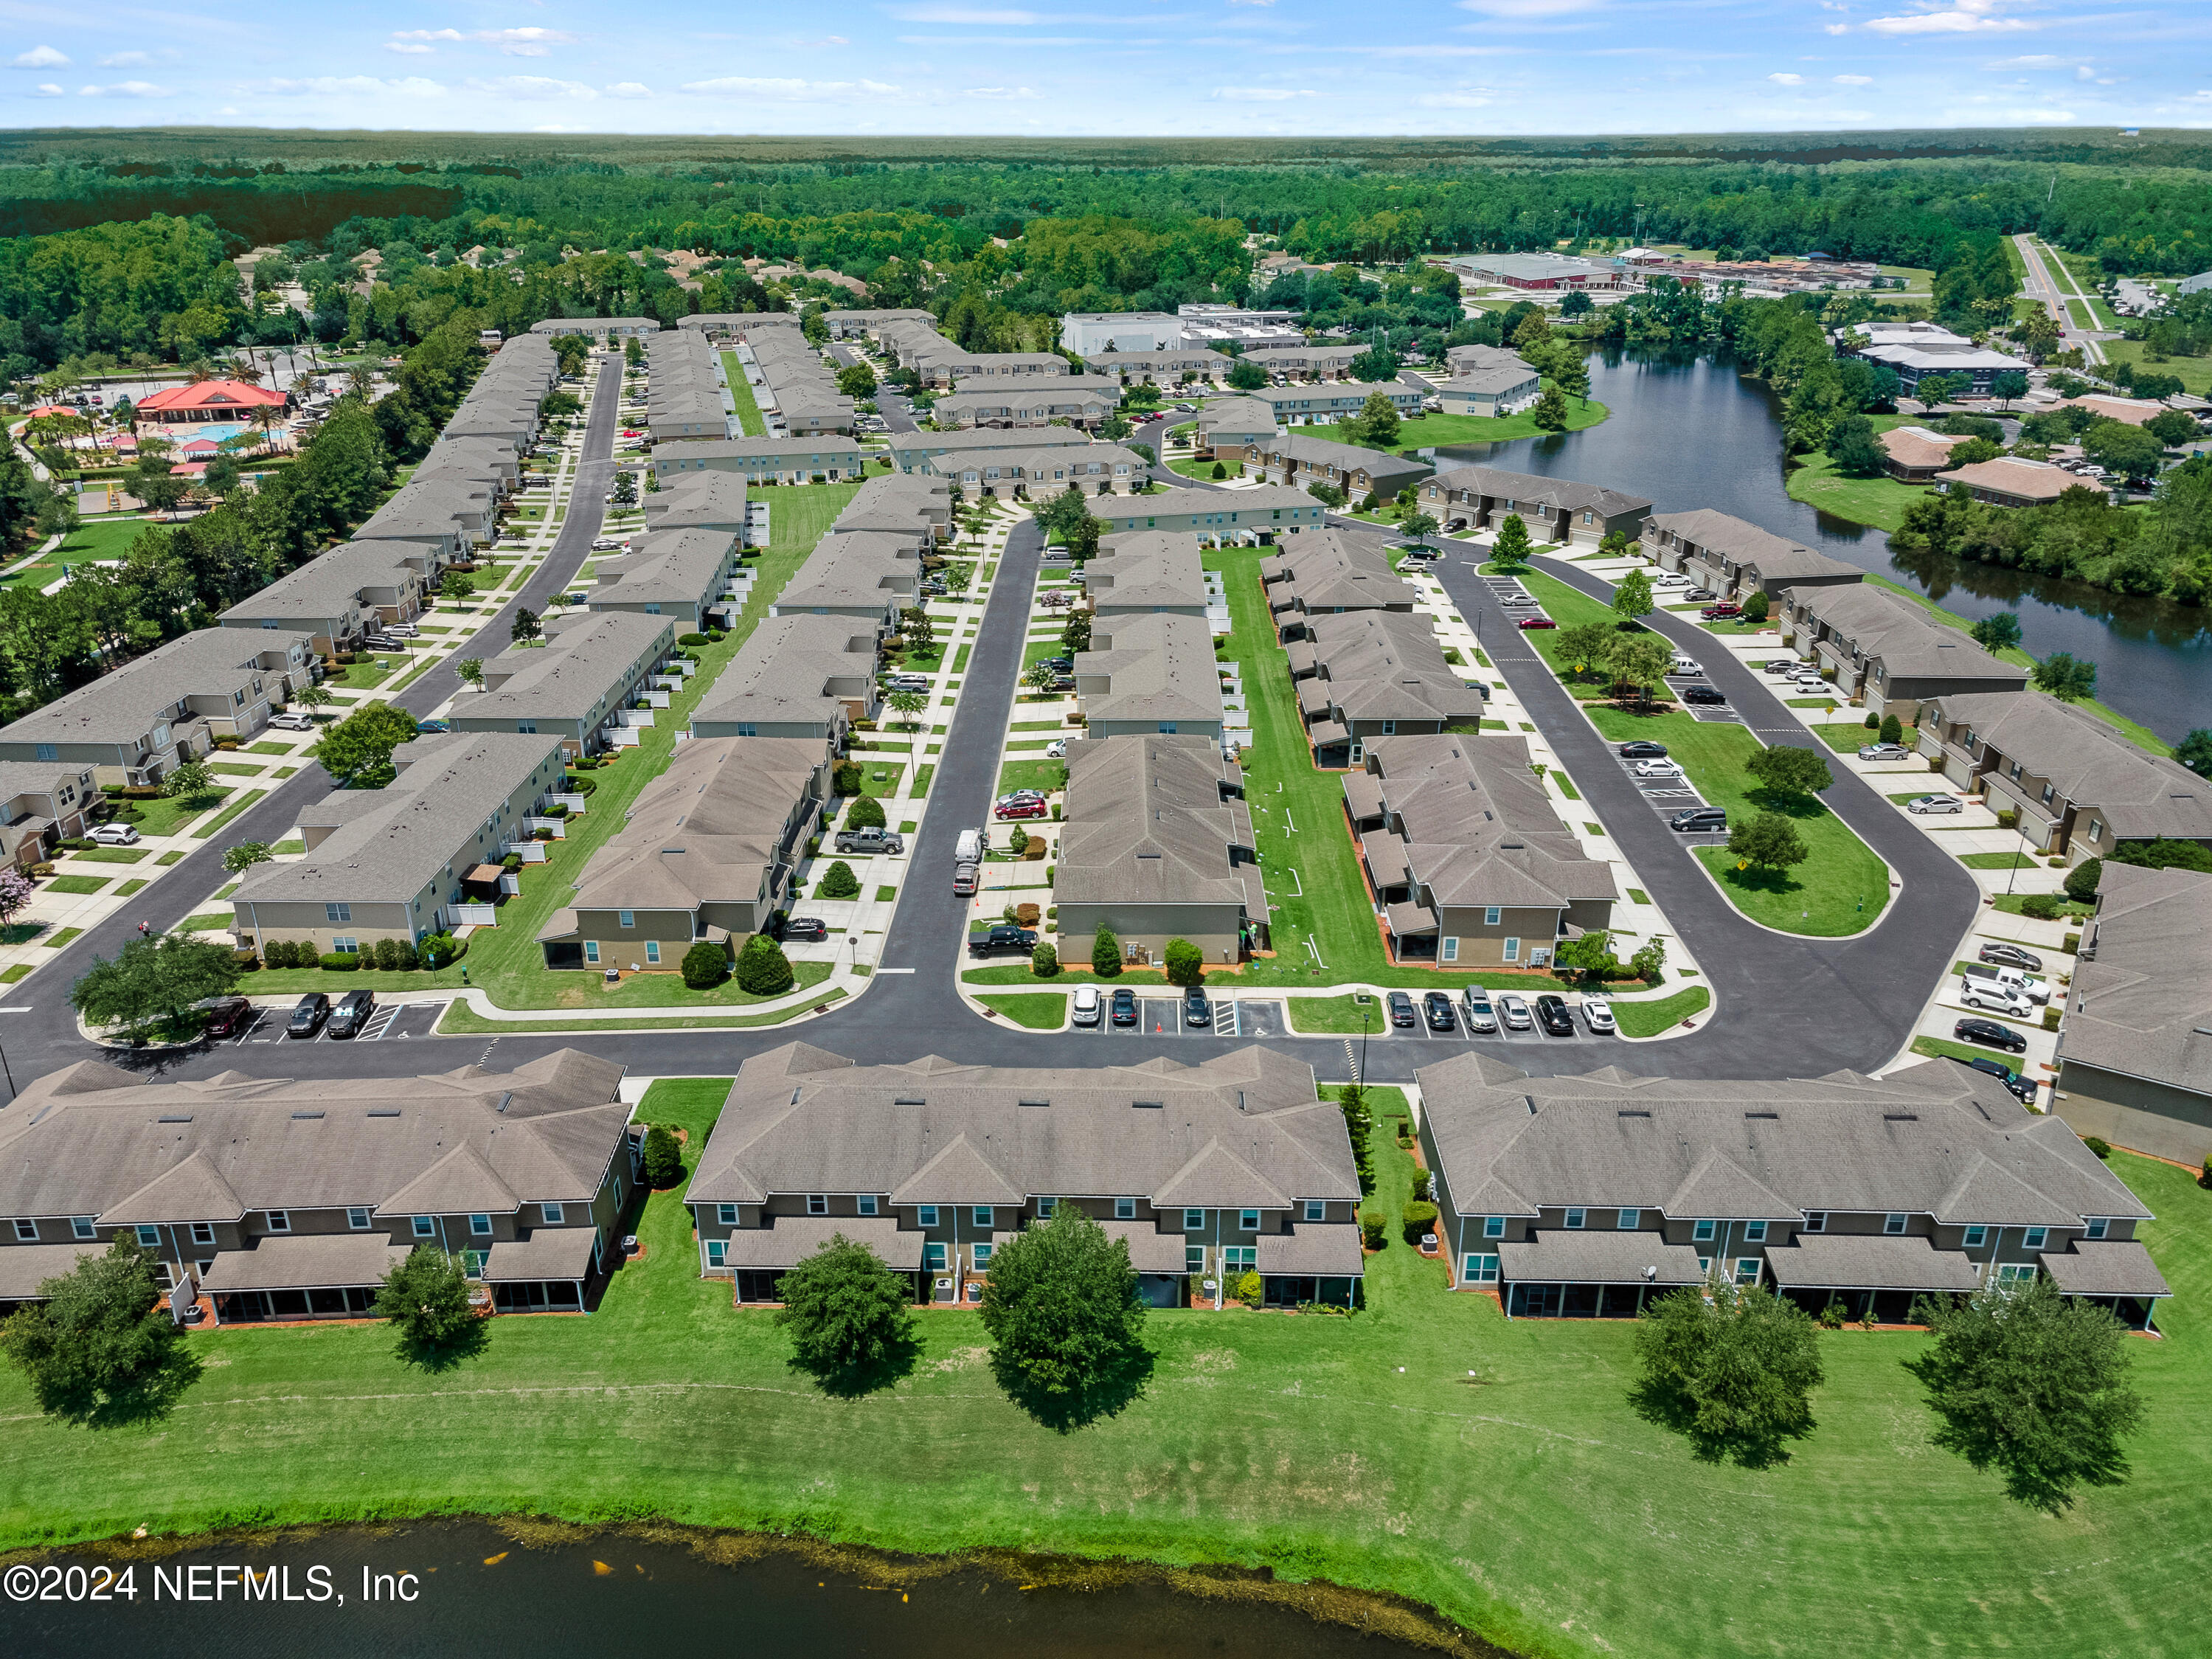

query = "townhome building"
1445;343;1530;378
0;1050;637;1320
643;470;752;539
537;733;832;972
1416;1054;2166;1328
1641;508;1862;598
1250;430;1429;502
1248;381;1426;429
1075;613;1226;740
1422;465;1651;547
0;761;101;871
686;1043;1362;1309
1290;610;1485;768
822;308;938;342
885;426;1092;476
1084;348;1229;387
1057;733;1259;969
653;436;864;485
770;530;920;628
218;541;428;653
420;434;522;493
679;313;804;343
445;611;676;760
1437;360;1542;418
929;381;1120;430
1235;343;1366;381
1777;583;2025;723
1098;486;1329;541
0;628;316;786
688;613;881;741
2055;863;2212;1167
1195;398;1280;459
351;474;497;563
227;732;569;957
748;330;855;435
1916;690;2212;867
1348;734;1614;969
939;443;1149;502
529;317;662;343
586;527;743;629
830;471;952;547
1084;530;1210;617
642;330;732;442
1261;528;1420;638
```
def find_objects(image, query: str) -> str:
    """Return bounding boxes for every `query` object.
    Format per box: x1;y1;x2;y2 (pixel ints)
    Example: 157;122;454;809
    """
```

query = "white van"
953;828;984;865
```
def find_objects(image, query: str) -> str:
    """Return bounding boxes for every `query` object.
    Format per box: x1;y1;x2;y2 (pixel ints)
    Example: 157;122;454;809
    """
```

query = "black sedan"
1423;991;1457;1032
783;916;829;941
1617;741;1669;759
1533;994;1576;1037
1964;1056;2038;1104
1682;685;1728;705
1111;986;1138;1027
286;993;330;1039
1955;1016;2028;1054
1184;985;1212;1028
1979;942;2045;973
1387;991;1418;1029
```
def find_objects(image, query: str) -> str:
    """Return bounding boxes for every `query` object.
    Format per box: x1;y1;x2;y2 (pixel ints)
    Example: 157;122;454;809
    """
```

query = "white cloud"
99;52;152;66
389;27;579;56
77;80;170;97
10;45;69;68
386;42;435;55
1212;85;1317;100
266;75;445;97
1865;0;2029;36
1988;54;2065;67
679;75;899;99
1769;72;1803;85
1834;73;1873;84
30;82;63;97
1824;22;1848;32
467;75;600;99
1227;0;1277;7
605;81;652;97
962;85;1041;97
794;35;850;45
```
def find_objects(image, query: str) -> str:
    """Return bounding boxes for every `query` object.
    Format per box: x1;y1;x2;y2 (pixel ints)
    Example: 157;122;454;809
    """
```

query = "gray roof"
887;426;1093;461
0;1242;101;1302
645;471;749;532
1416;1056;2152;1227
687;1043;1357;1211
201;1235;413;1293
0;628;314;748
2062;862;2212;1100
1923;690;2212;843
590;527;736;610
0;759;95;808
773;530;917;614
1762;1234;1984;1292
832;472;951;538
229;731;565;905
1784;583;2021;684
1087;531;1210;612
220;541;420;625
465;611;674;725
1649;509;1860;583
653;437;861;467
1498;1233;1707;1286
1058;735;1255;913
1256;431;1431;483
1076;613;1225;727
482;1225;599;1282
1430;464;1651;519
1304;610;1484;727
1196;397;1280;436
1446;344;1531;375
0;1050;627;1224
1261;527;1418;614
715;1216;924;1272
2037;1240;2171;1298
1439;364;1542;396
691;613;878;730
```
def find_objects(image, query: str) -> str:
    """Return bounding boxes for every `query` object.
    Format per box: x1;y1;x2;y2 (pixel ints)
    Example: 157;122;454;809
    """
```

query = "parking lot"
1601;743;1734;851
226;1000;446;1044
1074;992;1615;1044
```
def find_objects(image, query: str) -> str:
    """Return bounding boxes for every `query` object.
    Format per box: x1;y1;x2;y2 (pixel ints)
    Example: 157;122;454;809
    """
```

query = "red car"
1701;603;1741;620
994;798;1048;820
1516;614;1557;630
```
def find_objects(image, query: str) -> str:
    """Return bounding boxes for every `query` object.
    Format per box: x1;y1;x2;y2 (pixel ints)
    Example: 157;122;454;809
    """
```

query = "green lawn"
190;787;268;838
1345;395;1609;457
108;788;229;838
1502;568;1633;699
0;964;27;983
716;351;769;437
39;926;81;949
1959;851;2041;871
1584;707;1891;936
112;879;148;897
1781;415;1924;531
1911;1033;2035;1069
1611;985;1711;1037
996;758;1066;797
43;874;108;895
46;514;150;568
2095;337;2212;398
975;991;1067;1029
7;1083;2206;1659
1811;721;1917;755
70;846;148;864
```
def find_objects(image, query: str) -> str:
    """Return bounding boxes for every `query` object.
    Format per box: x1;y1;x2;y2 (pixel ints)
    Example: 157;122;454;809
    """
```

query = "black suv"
1386;991;1417;1029
286;993;330;1039
1682;685;1727;705
969;924;1039;956
783;916;829;941
1534;994;1576;1036
1183;985;1212;1028
1423;991;1457;1032
1955;1016;2028;1054
1111;986;1138;1027
327;988;376;1039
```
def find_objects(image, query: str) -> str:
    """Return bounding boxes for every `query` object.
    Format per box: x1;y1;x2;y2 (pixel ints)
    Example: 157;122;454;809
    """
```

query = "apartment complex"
1084;531;1210;617
929;380;1120;430
642;328;732;443
1075;613;1227;740
1248;431;1429;502
1261;529;1420;638
1422;465;1651;547
587;527;743;629
652;436;864;485
1643;508;1863;598
1777;583;2025;724
1289;610;1484;768
0;761;101;871
446;610;676;758
688;614;881;741
1098;486;1329;541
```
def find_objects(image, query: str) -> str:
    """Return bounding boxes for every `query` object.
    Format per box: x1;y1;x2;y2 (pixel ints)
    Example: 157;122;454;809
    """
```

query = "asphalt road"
2013;232;2109;367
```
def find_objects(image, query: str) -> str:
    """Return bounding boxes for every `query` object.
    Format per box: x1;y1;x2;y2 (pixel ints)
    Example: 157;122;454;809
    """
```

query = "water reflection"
1427;348;2212;738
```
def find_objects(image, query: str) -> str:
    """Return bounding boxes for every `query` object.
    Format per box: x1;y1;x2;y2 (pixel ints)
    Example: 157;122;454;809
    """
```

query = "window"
733;723;757;738
11;1219;34;1241
1502;937;1520;963
973;1206;992;1227
2041;783;2054;805
1618;1208;1640;1230
264;1210;291;1233
2087;819;2104;844
1994;1262;2036;1285
1692;1219;1716;1242
923;1241;947;1270
1440;937;1458;963
516;720;537;735
705;1239;727;1267
1232;1208;1257;1233
716;1204;738;1226
1885;1212;1907;1236
1963;1225;1987;1248
1036;1197;1058;1219
858;1195;878;1217
806;1194;828;1216
618;910;634;929
1802;1211;1826;1233
134;1224;161;1247
2023;1226;2048;1250
1186;1244;1206;1273
1483;1215;1506;1239
413;1216;435;1239
1735;1258;1761;1286
1157;721;1178;735
468;1213;492;1237
2085;1216;2109;1240
33;744;55;762
1114;1197;1136;1220
1744;1221;1767;1243
332;937;358;955
325;903;353;924
644;603;662;615
584;942;600;964
918;1205;938;1227
1463;1253;1500;1284
1184;1208;1205;1232
645;941;660;964
347;1208;373;1230
1305;1199;1326;1222
1564;1208;1587;1230
541;1203;564;1226
1484;907;1502;927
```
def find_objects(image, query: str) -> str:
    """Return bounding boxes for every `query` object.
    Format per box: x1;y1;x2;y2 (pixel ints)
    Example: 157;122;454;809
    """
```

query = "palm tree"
246;403;285;455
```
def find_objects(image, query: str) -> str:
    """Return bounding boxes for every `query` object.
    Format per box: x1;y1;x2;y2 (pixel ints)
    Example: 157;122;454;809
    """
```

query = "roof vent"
1744;1110;1778;1120
1018;1098;1050;1108
1883;1112;1919;1123
1618;1108;1651;1118
894;1095;926;1106
1133;1099;1164;1109
157;1114;193;1123
496;1092;513;1114
367;1108;401;1118
290;1111;325;1121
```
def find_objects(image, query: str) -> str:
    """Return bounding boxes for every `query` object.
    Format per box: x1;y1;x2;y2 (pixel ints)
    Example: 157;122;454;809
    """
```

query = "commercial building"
1840;322;2031;398
1289;610;1484;768
1449;253;1615;291
689;614;881;741
1061;311;1185;357
1937;457;2076;508
0;1050;637;1320
446;611;676;759
686;1043;1362;1309
1349;735;1614;969
1916;690;2212;867
1421;465;1651;547
1777;584;2025;724
1249;431;1429;502
1173;305;1306;350
537;734;832;971
652;436;864;485
1075;613;1226;739
1877;425;1972;482
586;527;743;629
1261;528;1419;637
1642;508;1862;599
227;732;569;957
0;628;316;786
1057;733;1259;968
1416;1055;2164;1326
134;378;288;432
2055;864;2212;1167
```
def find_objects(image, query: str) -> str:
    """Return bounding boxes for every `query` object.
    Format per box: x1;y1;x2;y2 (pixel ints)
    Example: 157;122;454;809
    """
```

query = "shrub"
321;952;361;971
678;632;710;646
736;932;796;996
2079;1135;2111;1160
2020;893;2063;921
682;939;729;989
2043;1005;2062;1031
1401;1201;1440;1246
1163;937;1203;986
543;803;568;819
1740;590;1770;623
642;1123;685;1188
1210;462;1227;479
1411;1168;1433;1202
845;794;886;830
2063;856;2103;904
1232;1270;1264;1306
1359;1205;1387;1251
1015;902;1041;927
833;762;862;794
371;938;402;971
419;932;465;968
1879;713;1904;747
2063;931;2081;955
1008;825;1029;856
564;772;597;795
817;859;861;899
1818;1300;1847;1330
1092;925;1122;977
1864;713;1880;729
1031;942;1059;977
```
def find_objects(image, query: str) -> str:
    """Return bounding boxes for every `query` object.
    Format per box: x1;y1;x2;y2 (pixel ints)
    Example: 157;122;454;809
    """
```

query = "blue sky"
4;0;2208;135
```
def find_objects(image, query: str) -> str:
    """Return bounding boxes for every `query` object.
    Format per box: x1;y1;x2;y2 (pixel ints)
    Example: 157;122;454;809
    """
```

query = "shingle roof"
1784;583;2019;683
1764;1234;1983;1292
1058;734;1255;912
1303;610;1484;727
2037;1239;2171;1298
465;611;673;725
1498;1233;1707;1286
1432;464;1651;519
1087;530;1210;612
1648;509;1859;582
690;613;878;730
1076;613;1227;727
1263;527;1418;615
1936;457;2073;500
589;527;735;610
0;628;314;748
1923;690;2212;842
199;1235;412;1293
2060;862;2212;1098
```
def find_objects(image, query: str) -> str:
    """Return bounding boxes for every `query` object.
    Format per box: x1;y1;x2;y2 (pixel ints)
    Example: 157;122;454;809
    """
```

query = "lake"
1;1520;1495;1658
1430;349;2212;741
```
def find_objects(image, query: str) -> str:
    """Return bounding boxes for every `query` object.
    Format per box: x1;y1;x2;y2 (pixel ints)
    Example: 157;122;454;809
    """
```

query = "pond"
1429;349;2212;741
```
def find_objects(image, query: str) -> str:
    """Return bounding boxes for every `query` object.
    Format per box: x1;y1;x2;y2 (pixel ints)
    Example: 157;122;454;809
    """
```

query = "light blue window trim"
1463;1253;1499;1284
1483;1215;1505;1239
717;1204;738;1225
412;1216;435;1238
705;1239;726;1267
918;1205;938;1227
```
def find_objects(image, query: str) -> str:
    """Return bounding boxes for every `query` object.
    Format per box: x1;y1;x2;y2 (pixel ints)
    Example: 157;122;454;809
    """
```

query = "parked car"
1685;588;1718;602
1618;740;1668;759
884;673;932;693
1581;997;1617;1035
1072;984;1102;1027
1979;942;2045;973
1671;806;1727;833
89;822;140;846
1386;990;1417;1029
1461;988;1498;1033
1424;991;1457;1032
327;988;376;1039
1906;794;1963;815
1184;985;1212;1028
198;996;254;1039
285;993;331;1039
1761;659;1799;676
1632;758;1681;778
415;718;450;734
1682;685;1728;705
1963;1054;2038;1104
783;916;830;941
834;826;905;856
1534;994;1576;1037
1699;603;1741;620
1033;655;1072;673
969;924;1038;956
1669;656;1704;675
268;710;316;731
994;798;1047;820
1516;615;1557;631
1499;593;1537;607
386;623;419;638
592;537;623;550
1959;983;2034;1019
1653;574;1689;589
1962;961;2050;1005
1044;738;1068;758
1497;993;1533;1031
1111;986;1138;1027
1955;1016;2028;1053
1858;742;1911;761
